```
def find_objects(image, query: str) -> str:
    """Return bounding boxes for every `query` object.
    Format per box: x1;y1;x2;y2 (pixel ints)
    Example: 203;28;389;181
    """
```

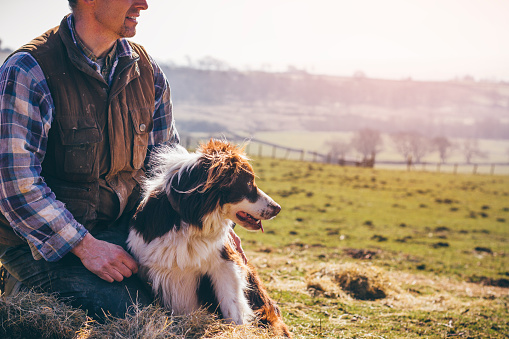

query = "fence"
181;135;509;175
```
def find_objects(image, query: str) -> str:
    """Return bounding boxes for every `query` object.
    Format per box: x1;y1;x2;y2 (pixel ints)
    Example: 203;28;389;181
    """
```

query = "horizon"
1;0;508;82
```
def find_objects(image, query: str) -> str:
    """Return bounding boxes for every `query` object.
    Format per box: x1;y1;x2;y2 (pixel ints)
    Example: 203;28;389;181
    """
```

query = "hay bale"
82;304;276;339
1;290;279;339
0;291;89;339
307;263;396;300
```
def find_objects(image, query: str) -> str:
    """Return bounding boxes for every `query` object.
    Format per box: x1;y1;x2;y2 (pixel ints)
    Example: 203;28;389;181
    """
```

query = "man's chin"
119;28;136;38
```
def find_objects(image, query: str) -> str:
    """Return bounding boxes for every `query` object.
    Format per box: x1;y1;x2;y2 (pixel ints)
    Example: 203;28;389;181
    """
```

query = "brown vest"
0;16;154;244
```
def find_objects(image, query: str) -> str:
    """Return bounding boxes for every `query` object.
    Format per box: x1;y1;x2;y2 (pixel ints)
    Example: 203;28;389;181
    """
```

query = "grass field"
1;156;508;338
235;156;509;338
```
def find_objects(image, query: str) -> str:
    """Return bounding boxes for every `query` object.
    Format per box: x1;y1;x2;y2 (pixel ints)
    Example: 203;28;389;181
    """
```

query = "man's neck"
74;17;117;58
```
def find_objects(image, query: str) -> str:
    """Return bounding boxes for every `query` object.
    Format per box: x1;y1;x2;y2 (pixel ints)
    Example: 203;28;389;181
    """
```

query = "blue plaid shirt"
0;15;179;261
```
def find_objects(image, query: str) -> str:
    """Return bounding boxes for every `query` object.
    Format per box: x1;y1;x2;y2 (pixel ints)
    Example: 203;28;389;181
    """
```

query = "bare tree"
391;131;430;163
324;137;350;161
351;129;383;162
431;136;454;163
461;139;488;164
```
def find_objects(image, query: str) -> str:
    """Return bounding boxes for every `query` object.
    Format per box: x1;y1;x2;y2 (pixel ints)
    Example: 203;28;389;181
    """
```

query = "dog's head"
164;139;281;231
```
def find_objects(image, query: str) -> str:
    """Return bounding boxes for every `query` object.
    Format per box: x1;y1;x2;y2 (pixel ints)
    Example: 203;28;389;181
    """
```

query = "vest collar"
58;14;140;86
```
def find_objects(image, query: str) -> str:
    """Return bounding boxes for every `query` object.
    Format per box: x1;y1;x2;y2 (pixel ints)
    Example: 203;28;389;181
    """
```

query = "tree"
460;139;488;164
351;129;383;162
391;131;430;163
431;136;454;163
324;137;350;161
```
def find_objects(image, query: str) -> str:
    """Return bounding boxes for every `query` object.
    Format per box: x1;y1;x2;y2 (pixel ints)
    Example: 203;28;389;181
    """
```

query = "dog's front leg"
209;261;254;324
158;271;200;315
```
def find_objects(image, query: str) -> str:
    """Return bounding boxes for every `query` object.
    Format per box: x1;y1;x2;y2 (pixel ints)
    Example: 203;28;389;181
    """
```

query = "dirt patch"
306;263;396;300
343;248;382;259
468;276;509;288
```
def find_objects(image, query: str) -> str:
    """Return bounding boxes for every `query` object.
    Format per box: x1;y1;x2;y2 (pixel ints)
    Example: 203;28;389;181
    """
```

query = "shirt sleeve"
0;52;88;262
147;56;180;158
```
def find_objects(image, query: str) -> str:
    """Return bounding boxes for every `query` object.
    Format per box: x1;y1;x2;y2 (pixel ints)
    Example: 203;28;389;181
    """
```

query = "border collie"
127;139;291;337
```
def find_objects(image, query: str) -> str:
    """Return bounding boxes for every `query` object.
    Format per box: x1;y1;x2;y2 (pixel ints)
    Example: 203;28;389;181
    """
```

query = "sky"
1;0;508;81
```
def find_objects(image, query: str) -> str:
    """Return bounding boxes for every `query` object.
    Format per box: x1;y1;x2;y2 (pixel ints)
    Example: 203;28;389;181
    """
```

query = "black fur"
131;190;181;243
197;274;223;317
167;159;219;227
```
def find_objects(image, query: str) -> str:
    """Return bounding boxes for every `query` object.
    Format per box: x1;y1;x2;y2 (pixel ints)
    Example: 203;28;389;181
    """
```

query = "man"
0;0;181;319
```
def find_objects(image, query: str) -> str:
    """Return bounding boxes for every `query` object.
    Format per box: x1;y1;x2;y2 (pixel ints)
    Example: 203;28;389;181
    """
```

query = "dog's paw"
222;305;254;325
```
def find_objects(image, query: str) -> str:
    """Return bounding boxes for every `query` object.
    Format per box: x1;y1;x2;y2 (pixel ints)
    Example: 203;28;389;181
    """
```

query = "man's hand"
71;233;138;283
230;228;248;264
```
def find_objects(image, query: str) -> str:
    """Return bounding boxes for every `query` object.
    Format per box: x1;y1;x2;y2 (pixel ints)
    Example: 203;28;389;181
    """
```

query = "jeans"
0;213;153;321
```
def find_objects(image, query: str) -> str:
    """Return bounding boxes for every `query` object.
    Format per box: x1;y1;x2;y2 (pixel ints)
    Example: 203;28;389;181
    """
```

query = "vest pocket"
55;115;103;177
129;107;153;170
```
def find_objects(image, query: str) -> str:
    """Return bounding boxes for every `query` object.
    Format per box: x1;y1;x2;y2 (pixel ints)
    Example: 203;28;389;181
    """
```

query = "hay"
306;263;397;300
80;303;276;339
0;290;279;339
0;290;89;339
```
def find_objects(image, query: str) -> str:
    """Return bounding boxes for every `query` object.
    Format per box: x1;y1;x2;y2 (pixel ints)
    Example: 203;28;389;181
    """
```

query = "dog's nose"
272;203;281;216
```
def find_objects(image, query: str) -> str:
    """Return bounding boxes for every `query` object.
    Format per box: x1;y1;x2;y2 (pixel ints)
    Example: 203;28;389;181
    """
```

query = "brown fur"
198;139;254;193
221;242;292;338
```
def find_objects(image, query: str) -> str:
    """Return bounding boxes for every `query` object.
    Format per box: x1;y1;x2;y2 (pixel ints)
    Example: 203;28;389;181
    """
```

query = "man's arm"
0;53;89;261
147;56;180;154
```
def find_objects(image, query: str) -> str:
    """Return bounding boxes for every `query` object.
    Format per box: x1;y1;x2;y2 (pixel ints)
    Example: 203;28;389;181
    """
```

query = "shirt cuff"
28;220;88;261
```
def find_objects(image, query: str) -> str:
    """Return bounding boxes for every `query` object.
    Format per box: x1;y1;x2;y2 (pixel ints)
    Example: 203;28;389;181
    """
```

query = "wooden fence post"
272;146;276;159
300;150;304;161
473;164;478;174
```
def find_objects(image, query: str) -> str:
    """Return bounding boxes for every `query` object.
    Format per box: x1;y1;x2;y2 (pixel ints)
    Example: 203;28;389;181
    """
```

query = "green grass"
236;157;509;338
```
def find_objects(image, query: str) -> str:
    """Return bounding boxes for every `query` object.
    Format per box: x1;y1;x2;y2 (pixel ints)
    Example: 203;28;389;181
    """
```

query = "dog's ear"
131;190;181;242
167;160;214;227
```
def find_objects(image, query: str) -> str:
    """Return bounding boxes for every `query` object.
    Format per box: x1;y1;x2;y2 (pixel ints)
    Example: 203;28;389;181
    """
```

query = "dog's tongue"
237;211;264;232
258;220;264;233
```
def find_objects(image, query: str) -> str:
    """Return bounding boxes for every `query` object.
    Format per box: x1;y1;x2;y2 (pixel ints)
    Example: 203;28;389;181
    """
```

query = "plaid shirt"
0;15;179;261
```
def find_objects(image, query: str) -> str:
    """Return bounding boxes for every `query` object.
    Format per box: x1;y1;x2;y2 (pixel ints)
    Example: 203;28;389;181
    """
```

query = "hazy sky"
1;0;508;81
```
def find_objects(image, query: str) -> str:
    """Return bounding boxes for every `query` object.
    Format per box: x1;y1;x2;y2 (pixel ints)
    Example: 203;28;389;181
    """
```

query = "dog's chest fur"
127;206;252;321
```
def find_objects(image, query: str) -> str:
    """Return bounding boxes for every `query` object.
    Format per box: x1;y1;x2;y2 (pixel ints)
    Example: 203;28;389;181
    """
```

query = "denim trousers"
0;213;153;320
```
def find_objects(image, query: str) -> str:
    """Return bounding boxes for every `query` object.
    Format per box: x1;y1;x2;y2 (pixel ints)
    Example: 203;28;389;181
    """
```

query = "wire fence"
182;135;509;175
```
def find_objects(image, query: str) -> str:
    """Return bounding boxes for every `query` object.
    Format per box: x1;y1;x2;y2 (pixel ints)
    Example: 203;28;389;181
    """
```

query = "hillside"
162;65;509;139
2;43;508;139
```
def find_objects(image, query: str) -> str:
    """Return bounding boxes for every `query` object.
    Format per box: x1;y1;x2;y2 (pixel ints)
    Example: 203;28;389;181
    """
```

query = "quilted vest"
0;16;154;243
